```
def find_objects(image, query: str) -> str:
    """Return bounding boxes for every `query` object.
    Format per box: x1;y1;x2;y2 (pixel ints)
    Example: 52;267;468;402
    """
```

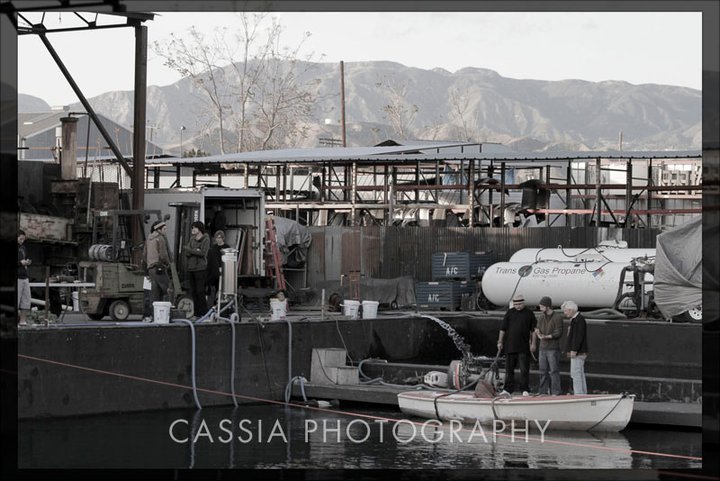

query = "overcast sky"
17;11;701;107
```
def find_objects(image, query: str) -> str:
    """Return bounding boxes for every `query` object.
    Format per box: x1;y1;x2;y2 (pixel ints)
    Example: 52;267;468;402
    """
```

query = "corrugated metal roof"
150;141;506;165
18;111;165;153
147;147;701;167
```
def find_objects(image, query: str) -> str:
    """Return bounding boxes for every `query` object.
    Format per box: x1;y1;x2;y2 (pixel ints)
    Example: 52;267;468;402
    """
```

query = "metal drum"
220;248;239;297
88;244;115;262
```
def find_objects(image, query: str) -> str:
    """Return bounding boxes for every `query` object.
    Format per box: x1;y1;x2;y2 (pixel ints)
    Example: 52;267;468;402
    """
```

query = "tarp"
272;216;312;267
303;276;416;308
653;217;702;318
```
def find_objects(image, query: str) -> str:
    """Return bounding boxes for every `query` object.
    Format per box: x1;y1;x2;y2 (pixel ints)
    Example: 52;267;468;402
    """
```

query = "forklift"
77;209;194;320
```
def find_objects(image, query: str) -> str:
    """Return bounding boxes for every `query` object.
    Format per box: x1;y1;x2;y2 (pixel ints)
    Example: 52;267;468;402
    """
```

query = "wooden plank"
292;382;404;405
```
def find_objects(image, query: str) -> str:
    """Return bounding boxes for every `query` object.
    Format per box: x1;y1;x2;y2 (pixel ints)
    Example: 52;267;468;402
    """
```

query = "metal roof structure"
147;146;701;167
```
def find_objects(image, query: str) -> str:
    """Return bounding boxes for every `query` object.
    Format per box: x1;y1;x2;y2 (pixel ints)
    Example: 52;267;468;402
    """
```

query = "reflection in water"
19;404;701;470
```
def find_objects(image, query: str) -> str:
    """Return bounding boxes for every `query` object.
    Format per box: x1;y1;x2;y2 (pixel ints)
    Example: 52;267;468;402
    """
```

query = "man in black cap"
532;296;564;395
497;293;536;395
185;221;210;318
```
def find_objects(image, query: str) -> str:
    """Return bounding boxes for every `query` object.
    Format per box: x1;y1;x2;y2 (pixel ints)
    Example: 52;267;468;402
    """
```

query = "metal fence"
305;225;663;285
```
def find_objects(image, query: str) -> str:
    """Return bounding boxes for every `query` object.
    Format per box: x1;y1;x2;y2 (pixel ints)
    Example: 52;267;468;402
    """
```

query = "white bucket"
153;301;172;324
71;291;79;311
343;300;361;320
361;300;379;319
270;298;287;321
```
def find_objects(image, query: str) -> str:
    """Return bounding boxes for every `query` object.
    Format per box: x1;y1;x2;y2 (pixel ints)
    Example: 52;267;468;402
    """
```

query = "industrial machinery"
77;210;193;320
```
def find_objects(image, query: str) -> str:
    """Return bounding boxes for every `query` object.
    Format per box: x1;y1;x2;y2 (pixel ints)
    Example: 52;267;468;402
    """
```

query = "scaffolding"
144;145;702;229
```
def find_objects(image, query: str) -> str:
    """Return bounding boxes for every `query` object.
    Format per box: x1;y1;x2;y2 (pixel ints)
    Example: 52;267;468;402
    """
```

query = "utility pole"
340;61;347;147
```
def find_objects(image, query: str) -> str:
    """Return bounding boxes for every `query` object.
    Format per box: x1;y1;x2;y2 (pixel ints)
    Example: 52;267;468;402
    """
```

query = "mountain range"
19;60;701;155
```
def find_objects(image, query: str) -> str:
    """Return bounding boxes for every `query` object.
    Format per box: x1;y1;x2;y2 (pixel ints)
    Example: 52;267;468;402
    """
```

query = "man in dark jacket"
185;221;210;317
532;296;564;395
144;221;172;306
206;230;230;307
497;293;537;395
562;300;589;394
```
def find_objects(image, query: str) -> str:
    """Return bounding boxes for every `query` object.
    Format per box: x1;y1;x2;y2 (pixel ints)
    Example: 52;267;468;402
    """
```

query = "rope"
15;353;702;462
431;377;480;421
491;391;512;420
587;392;631;431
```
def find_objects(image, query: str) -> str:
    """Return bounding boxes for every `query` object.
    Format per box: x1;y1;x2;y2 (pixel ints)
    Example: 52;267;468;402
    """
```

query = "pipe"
171;318;202;409
30;298;71;311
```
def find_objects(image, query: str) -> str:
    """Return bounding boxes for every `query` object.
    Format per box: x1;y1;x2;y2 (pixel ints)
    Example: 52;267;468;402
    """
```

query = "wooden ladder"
264;216;287;291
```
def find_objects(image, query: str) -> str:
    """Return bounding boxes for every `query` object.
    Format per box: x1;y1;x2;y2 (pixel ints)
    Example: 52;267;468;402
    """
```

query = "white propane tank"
509;247;655;264
481;261;653;308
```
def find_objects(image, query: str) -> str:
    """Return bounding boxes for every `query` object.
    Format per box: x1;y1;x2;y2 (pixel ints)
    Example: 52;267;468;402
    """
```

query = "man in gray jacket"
145;221;171;306
532;296;564;395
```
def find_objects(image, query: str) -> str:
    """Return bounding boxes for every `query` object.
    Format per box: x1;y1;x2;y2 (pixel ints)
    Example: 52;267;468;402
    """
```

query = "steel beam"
38;33;133;178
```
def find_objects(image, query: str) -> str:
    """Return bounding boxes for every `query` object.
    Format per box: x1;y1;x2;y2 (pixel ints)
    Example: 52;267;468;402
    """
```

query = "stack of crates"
415;252;494;311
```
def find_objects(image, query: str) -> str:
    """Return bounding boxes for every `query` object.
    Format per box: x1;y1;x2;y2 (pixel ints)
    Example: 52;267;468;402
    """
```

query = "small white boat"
397;391;635;432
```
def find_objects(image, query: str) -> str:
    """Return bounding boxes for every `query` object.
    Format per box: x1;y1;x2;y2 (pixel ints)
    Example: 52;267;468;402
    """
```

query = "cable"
255;321;275;398
582;259;614;273
334;317;355;364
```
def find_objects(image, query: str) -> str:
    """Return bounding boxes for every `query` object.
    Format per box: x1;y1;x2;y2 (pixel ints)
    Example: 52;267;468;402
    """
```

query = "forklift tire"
109;300;131;321
87;313;105;321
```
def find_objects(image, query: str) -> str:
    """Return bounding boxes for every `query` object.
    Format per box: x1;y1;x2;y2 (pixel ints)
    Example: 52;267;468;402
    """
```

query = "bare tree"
252;25;319;150
377;75;418;139
222;12;274;152
153;26;233;154
449;84;473;142
152;13;320;154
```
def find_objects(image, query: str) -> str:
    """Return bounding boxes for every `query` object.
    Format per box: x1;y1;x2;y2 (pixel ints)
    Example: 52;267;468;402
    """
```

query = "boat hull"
397;392;635;432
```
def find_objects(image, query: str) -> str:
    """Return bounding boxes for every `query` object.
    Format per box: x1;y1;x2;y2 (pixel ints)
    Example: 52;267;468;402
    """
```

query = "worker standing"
185;221;210;318
497;293;536;395
145;221;172;307
562;300;589;395
17;229;32;326
532;296;564;395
